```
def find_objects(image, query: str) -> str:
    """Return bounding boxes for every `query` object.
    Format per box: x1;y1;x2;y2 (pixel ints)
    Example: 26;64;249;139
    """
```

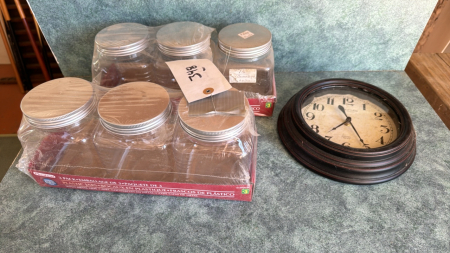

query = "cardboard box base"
247;76;277;117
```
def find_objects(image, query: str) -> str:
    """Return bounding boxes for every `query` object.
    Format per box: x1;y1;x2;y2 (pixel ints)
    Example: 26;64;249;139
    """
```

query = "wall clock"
277;79;416;184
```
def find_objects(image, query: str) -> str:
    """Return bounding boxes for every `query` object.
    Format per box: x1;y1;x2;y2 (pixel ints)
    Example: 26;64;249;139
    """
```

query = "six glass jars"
19;22;265;184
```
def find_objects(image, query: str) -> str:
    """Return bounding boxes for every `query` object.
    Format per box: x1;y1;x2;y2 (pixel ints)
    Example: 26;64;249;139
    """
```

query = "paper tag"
229;69;257;83
166;59;232;103
238;30;255;39
188;89;246;116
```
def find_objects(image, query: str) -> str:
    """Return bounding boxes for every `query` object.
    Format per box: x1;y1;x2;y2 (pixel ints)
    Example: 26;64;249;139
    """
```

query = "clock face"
301;87;401;149
278;79;416;184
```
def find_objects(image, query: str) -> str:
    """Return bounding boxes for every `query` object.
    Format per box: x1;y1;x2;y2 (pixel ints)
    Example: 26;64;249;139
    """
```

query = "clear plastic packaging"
93;82;176;181
91;23;154;98
214;23;274;97
173;95;257;185
152;21;215;90
17;77;100;177
17;80;257;186
18;25;258;189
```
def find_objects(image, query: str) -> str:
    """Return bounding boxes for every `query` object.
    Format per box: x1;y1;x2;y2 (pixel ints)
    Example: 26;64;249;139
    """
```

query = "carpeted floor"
0;135;21;182
2;71;450;251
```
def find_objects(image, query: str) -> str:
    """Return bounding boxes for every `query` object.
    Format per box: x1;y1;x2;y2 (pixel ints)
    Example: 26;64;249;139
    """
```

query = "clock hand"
338;105;348;117
328;117;351;132
348;121;366;146
337;105;367;146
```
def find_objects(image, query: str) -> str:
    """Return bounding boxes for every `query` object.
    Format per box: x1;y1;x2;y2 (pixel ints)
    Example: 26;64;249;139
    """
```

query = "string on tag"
217;45;232;114
210;93;217;114
222;45;232;75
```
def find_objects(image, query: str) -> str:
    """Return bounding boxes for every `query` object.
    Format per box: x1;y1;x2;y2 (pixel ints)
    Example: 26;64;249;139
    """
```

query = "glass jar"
94;82;176;182
92;23;153;98
172;97;256;185
153;21;214;90
214;23;274;97
17;78;103;177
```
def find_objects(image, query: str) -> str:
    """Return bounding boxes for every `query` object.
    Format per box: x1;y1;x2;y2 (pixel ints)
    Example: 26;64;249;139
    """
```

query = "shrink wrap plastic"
213;23;275;98
17;78;257;186
92;23;154;98
92;22;215;97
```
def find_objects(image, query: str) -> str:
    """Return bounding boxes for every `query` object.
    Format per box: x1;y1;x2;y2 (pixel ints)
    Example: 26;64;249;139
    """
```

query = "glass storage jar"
17;77;104;177
214;23;274;97
92;23;153;98
94;82;176;182
153;21;214;90
172;97;256;185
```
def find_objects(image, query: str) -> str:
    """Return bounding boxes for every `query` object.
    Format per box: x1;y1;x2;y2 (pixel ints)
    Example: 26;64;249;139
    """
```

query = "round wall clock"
277;79;416;184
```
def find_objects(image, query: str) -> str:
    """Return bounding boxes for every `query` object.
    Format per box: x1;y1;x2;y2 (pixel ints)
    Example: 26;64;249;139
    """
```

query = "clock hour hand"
337;105;367;146
338;105;349;117
328;117;351;132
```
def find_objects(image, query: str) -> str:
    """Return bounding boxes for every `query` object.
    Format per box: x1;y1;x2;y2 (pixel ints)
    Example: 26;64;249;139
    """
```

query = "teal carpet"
2;72;450;251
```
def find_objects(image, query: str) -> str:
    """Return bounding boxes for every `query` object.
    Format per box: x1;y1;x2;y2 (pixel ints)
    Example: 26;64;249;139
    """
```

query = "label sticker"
166;59;232;103
238;30;255;39
229;69;257;83
43;178;58;186
33;171;56;178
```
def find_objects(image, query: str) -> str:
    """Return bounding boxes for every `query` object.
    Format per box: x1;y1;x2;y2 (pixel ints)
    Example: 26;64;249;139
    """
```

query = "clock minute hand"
349;121;366;145
337;105;367;145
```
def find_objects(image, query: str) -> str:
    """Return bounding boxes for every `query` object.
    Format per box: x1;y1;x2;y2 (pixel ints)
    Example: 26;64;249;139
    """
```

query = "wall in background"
0;12;11;64
414;0;450;53
27;0;436;78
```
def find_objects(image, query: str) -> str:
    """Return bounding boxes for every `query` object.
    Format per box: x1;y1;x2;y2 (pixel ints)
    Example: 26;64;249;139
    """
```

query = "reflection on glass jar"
214;23;274;97
153;22;214;90
17;78;103;177
94;82;176;182
92;23;153;98
173;97;256;185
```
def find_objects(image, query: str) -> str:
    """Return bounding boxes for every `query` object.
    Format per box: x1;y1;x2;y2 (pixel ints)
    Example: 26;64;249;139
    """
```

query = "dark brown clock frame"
277;78;416;184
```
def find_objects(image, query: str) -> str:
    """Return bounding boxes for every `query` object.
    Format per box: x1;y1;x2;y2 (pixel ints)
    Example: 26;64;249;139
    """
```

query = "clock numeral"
324;136;332;141
313;103;324;111
363;104;366;110
342;98;354;106
380;125;390;133
327;98;334;105
342;142;350;147
311;125;319;133
305;112;315;120
374;112;383;120
363;143;371;149
376;136;384;145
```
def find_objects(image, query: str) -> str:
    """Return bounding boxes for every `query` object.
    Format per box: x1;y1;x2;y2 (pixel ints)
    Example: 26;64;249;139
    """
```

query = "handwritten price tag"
166;59;232;103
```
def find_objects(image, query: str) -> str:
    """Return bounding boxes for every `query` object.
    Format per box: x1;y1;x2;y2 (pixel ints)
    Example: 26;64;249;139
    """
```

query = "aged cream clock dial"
301;90;399;149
